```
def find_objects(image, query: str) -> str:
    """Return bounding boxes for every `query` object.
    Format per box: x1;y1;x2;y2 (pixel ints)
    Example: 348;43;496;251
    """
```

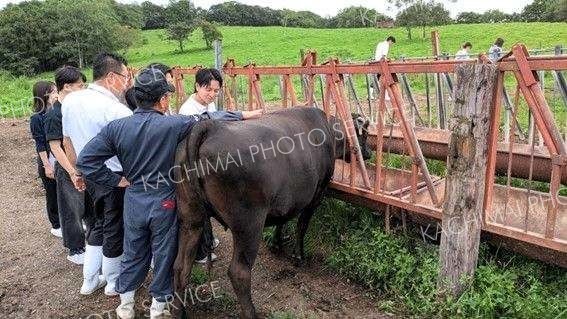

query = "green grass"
2;22;566;119
265;198;567;318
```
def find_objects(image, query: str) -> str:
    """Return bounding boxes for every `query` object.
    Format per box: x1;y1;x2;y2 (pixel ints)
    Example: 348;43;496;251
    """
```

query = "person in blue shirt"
488;38;505;62
29;81;61;237
76;67;262;319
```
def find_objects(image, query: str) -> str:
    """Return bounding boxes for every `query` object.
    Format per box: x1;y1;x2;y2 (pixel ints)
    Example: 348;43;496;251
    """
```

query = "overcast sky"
0;0;532;18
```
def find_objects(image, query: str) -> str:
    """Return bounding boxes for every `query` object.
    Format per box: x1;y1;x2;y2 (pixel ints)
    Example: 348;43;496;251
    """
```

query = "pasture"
1;22;566;318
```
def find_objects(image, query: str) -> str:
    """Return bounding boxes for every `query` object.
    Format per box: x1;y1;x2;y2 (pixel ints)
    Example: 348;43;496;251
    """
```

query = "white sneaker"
116;291;136;319
150;298;172;318
80;274;106;295
212;237;220;249
67;252;85;265
195;253;217;264
50;228;62;238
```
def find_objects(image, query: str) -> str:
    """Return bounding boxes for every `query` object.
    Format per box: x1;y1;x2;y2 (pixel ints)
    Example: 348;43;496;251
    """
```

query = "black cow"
173;107;370;318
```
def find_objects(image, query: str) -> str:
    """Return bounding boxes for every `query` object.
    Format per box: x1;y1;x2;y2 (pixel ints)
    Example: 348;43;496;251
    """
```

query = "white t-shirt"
178;93;216;115
455;49;470;60
375;40;390;61
62;83;132;172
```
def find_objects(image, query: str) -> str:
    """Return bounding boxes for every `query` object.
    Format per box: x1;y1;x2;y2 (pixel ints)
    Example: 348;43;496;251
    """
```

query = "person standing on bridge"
455;42;473;60
488;37;505;62
44;66;88;265
30;81;60;239
62;52;133;296
372;36;396;100
374;35;396;62
76;67;263;319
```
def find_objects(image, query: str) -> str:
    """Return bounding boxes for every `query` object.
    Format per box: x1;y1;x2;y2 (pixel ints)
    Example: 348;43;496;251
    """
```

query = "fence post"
438;63;498;297
213;39;224;110
431;31;446;129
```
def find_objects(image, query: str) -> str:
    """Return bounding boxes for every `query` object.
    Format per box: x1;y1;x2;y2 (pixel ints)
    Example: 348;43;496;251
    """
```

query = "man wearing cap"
76;68;262;319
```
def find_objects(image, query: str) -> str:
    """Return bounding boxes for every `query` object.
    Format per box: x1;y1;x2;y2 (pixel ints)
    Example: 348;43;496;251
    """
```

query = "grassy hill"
129;23;567;67
1;22;566;119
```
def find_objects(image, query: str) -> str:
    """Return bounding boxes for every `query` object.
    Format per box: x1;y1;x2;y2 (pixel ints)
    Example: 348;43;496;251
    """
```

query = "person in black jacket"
30;81;61;237
44;66;88;265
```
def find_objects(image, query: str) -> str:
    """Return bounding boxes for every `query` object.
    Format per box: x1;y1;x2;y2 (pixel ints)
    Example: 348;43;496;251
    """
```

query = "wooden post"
438;63;498;297
213;40;224;110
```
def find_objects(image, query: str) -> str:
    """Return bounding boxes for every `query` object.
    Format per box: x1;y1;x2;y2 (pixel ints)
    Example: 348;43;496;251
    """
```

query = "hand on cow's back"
242;109;265;120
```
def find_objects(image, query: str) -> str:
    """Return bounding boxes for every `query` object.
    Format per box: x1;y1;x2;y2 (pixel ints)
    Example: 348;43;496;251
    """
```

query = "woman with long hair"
30;81;61;237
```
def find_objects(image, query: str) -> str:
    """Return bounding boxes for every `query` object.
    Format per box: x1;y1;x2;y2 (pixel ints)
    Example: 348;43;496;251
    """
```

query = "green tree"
166;0;198;25
280;10;326;28
46;0;130;69
521;0;560;21
205;1;282;26
0;0;137;75
167;22;194;52
481;9;511;23
198;20;222;48
112;1;143;28
141;1;167;29
395;1;452;39
0;1;49;75
330;6;391;28
557;0;567;21
456;12;483;24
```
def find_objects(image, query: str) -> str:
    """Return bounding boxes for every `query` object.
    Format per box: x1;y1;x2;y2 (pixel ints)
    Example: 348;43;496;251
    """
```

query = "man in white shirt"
62;52;132;297
375;36;396;61
178;68;223;264
372;36;396;100
178;68;220;116
455;42;473;60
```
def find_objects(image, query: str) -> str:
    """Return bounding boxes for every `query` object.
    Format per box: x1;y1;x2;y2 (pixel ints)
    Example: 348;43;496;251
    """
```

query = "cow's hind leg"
172;182;206;316
228;216;264;319
294;207;317;264
172;219;203;317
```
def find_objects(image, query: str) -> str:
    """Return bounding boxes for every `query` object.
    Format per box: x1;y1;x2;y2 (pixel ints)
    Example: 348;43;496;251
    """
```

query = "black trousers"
85;180;125;258
55;163;86;251
37;163;59;229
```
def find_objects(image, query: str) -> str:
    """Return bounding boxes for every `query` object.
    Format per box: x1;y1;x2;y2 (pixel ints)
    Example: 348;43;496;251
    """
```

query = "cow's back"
184;107;336;224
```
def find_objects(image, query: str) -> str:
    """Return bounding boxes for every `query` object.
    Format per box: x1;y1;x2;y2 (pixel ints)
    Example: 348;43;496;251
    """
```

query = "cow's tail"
185;120;212;208
184;121;217;262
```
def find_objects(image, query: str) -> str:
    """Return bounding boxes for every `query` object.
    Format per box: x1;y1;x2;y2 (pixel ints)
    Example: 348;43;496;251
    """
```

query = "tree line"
0;0;565;76
139;0;565;30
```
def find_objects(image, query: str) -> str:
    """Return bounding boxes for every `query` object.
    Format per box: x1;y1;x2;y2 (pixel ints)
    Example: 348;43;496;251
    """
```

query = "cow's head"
331;113;371;162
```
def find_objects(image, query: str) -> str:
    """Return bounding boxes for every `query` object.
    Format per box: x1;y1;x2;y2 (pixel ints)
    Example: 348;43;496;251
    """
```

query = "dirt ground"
0;119;394;319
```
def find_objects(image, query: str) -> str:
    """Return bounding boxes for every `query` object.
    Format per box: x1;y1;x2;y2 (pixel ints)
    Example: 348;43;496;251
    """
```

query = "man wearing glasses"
62;52;132;297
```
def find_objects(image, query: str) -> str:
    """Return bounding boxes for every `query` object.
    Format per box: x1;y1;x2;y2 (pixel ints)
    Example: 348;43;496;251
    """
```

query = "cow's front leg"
228;221;264;319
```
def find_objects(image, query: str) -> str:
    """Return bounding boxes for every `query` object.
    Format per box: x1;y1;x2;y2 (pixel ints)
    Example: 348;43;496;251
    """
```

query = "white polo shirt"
62;83;132;172
455;49;470;60
375;40;390;61
178;93;216;115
